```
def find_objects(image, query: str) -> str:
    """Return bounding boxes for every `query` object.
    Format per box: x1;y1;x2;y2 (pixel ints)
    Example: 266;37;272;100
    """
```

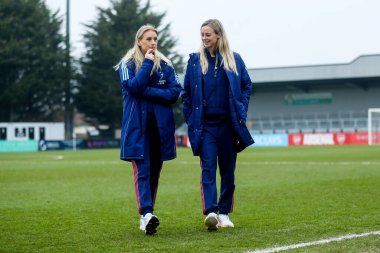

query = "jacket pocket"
235;100;247;122
125;101;136;135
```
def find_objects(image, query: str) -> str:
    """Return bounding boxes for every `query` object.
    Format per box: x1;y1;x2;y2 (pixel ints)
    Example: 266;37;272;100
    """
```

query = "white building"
0;122;64;141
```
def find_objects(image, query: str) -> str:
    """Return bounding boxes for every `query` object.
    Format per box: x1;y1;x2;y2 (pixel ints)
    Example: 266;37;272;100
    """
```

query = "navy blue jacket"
118;58;181;161
182;52;254;155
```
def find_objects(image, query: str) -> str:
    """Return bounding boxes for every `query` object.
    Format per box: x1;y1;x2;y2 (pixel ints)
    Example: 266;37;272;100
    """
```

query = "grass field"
1;146;380;252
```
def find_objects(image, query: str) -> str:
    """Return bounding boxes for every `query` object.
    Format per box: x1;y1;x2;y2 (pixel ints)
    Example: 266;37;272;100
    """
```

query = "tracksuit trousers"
199;122;237;215
132;114;162;216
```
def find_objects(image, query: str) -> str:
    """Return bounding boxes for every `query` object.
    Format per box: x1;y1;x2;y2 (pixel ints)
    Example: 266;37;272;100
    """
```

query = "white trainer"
218;214;234;228
139;213;160;235
204;212;219;231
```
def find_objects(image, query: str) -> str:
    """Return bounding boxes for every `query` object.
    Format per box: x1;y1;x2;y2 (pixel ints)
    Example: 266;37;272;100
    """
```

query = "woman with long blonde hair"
182;19;254;231
116;24;181;235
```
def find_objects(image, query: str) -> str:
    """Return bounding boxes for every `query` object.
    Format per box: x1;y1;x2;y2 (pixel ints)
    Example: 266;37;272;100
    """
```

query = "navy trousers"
199;122;237;215
132;114;162;216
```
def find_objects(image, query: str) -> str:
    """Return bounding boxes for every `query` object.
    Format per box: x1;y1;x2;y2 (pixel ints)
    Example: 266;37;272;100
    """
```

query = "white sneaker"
218;214;234;228
204;212;219;231
139;213;160;235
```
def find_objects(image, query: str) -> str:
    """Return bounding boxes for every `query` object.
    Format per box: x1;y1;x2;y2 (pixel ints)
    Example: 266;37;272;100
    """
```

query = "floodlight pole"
64;0;73;140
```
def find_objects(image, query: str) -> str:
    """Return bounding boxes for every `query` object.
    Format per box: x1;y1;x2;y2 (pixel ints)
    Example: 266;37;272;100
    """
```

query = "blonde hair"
114;25;171;74
199;19;237;75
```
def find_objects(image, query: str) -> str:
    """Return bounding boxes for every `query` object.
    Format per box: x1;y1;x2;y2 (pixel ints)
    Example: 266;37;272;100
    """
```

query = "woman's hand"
145;49;155;61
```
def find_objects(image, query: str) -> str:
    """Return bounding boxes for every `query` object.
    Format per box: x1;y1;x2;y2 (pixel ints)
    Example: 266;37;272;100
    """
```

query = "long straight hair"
199;19;237;75
114;25;171;74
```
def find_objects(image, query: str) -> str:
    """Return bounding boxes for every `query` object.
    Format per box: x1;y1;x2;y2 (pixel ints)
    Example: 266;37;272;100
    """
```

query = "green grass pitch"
1;146;380;252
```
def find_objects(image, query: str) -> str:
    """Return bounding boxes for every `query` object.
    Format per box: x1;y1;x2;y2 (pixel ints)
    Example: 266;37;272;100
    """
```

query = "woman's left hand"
145;49;155;61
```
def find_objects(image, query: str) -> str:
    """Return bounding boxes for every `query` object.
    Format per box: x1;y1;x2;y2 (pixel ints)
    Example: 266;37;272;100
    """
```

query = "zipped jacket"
118;58;181;161
182;51;254;155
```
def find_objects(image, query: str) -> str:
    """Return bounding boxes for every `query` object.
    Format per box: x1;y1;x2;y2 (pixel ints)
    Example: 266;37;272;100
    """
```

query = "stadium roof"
250;54;380;91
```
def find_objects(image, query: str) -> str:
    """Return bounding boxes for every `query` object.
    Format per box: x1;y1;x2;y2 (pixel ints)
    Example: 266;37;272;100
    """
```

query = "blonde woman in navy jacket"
182;19;254;231
115;25;181;235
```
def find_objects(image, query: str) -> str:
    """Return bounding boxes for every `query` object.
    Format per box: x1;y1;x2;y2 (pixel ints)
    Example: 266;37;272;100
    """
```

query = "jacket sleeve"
118;58;153;95
181;58;193;123
238;54;253;114
142;65;182;104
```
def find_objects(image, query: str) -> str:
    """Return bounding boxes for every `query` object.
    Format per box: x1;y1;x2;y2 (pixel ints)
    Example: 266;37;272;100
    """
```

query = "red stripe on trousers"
132;160;142;214
230;194;234;213
200;159;206;214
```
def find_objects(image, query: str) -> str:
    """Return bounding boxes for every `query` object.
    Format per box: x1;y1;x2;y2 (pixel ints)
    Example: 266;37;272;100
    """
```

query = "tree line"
0;0;184;135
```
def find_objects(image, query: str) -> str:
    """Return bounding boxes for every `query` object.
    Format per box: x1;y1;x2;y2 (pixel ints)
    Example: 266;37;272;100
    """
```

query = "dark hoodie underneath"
202;51;229;124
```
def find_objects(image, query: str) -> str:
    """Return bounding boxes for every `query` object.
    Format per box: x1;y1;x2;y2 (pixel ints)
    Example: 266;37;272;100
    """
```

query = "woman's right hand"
145;49;155;61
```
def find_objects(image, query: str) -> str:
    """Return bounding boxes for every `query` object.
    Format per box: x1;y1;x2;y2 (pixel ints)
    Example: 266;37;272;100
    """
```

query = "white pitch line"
247;230;380;253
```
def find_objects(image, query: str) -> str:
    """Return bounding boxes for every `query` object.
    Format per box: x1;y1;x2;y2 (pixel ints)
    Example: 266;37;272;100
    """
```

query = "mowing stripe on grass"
175;161;380;166
247;230;380;253
244;161;380;166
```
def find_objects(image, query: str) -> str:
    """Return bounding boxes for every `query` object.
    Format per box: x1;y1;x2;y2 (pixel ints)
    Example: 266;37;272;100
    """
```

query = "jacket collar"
204;48;223;64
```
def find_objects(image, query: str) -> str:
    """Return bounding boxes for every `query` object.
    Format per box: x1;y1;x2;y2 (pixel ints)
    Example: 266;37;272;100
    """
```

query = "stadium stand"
251;110;369;134
247;54;380;134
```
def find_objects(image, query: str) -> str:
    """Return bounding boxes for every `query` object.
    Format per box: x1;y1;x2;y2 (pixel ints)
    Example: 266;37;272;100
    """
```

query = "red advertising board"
176;135;189;147
288;132;378;146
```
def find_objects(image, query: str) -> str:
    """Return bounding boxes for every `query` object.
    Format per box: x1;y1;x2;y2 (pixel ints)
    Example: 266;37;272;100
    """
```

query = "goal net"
368;108;380;145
